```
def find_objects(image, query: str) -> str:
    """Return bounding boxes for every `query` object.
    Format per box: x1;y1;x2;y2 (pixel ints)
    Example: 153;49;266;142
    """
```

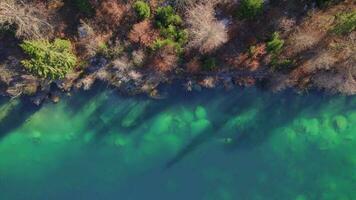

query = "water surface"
0;86;355;200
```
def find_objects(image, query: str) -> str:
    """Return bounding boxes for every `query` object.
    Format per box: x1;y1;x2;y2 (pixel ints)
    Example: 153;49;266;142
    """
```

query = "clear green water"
0;86;355;200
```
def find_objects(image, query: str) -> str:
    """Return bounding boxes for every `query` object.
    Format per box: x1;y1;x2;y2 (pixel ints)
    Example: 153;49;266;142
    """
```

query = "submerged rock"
195;106;207;119
333;115;348;132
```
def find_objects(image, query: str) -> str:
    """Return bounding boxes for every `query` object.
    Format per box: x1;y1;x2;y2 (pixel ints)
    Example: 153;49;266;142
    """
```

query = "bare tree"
0;0;52;39
186;2;228;54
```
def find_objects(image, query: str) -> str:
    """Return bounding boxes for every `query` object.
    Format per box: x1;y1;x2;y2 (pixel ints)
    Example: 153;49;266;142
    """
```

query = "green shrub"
151;38;182;53
202;57;217;71
332;11;356;35
267;32;284;55
152;6;187;53
155;6;182;28
20;39;77;80
74;0;94;15
271;58;294;70
160;25;188;45
238;0;264;20
133;1;151;20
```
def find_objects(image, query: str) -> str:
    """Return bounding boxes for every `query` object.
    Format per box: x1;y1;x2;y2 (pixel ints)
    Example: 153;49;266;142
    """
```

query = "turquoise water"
0;85;355;200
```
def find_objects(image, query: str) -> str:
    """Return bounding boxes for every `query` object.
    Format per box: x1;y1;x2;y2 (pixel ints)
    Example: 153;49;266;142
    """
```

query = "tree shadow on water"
164;89;330;169
0;97;41;140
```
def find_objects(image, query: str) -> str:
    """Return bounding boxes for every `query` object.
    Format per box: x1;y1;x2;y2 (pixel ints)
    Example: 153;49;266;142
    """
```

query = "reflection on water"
0;86;355;200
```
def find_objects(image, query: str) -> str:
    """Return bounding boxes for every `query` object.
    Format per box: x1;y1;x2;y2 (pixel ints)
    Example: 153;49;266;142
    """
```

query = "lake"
0;85;355;200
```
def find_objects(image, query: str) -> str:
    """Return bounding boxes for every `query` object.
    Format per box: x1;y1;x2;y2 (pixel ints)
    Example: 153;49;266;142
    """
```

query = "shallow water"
0;86;355;200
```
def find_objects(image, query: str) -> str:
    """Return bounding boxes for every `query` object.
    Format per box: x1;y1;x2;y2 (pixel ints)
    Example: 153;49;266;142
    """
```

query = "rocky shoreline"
1;55;270;105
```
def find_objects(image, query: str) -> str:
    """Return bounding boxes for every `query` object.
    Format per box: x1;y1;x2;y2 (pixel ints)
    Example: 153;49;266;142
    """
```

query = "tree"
133;1;151;20
20;39;77;80
238;0;264;20
186;2;228;54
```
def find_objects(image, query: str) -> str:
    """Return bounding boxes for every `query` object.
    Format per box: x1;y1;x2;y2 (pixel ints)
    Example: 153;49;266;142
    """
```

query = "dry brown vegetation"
0;0;53;39
95;0;128;29
128;20;159;47
149;45;178;73
0;0;355;98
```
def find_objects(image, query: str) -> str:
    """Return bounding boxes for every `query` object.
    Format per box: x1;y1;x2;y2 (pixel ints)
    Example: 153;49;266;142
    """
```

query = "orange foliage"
96;0;126;29
128;20;159;47
225;43;266;71
149;46;178;73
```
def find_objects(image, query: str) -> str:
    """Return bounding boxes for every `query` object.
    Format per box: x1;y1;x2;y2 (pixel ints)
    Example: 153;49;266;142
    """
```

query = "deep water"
0;85;355;200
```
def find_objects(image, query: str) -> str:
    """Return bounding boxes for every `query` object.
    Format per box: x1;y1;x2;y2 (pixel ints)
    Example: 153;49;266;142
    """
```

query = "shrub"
202;57;217;71
331;11;356;35
186;3;228;54
160;25;188;45
133;1;151;20
152;6;187;53
238;0;264;20
74;0;94;15
151;38;183;53
267;32;284;54
155;6;182;28
20;39;77;80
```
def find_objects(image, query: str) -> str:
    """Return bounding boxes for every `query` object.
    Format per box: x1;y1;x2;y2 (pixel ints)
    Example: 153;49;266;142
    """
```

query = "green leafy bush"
267;32;284;54
238;0;264;20
151;38;182;53
20;39;77;80
74;0;94;15
160;25;188;45
152;6;187;53
332;11;356;35
155;6;182;28
133;1;151;20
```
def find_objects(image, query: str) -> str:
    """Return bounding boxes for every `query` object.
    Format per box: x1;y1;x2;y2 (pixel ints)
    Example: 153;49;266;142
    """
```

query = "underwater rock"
30;131;42;144
298;118;320;137
31;92;48;106
121;101;149;128
195;106;207;119
199;77;217;88
332;115;348;132
50;93;60;103
190;119;211;135
114;135;129;147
